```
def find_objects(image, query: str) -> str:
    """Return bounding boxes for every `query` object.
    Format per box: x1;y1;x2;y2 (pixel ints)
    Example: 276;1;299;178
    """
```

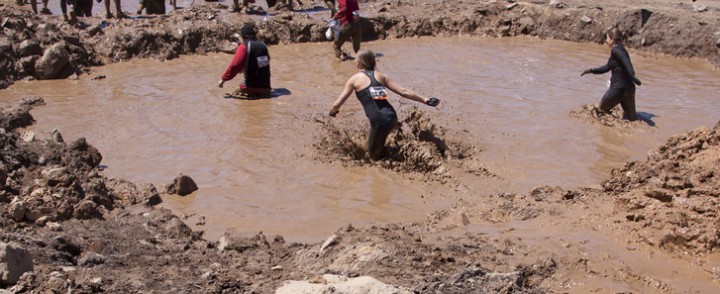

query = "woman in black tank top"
329;50;441;160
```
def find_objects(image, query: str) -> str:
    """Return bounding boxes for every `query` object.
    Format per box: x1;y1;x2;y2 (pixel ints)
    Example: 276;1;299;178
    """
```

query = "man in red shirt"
332;0;360;61
218;23;272;99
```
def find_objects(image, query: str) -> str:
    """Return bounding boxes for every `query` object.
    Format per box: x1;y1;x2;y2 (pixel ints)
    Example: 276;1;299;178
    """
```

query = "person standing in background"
332;0;360;61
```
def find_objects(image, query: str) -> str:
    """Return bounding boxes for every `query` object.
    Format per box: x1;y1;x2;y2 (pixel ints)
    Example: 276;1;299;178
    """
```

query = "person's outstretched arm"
382;74;440;107
329;75;355;116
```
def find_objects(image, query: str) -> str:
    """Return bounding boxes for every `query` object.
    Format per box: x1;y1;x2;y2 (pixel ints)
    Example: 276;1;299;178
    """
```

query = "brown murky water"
2;37;719;243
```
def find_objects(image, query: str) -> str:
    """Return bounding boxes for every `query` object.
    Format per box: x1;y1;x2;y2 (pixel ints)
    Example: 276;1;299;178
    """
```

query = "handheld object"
426;97;440;107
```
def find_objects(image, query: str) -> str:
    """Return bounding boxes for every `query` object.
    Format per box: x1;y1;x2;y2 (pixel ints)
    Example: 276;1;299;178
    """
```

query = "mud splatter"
569;104;653;128
315;108;476;178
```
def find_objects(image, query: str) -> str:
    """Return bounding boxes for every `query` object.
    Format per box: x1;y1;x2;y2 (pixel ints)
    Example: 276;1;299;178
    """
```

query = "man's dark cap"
241;23;257;38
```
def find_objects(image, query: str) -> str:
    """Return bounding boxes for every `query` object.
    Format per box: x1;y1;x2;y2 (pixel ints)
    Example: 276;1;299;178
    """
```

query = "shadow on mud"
315;107;477;178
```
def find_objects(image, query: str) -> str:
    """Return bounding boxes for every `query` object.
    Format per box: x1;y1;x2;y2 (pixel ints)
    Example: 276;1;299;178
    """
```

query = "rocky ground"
1;0;720;293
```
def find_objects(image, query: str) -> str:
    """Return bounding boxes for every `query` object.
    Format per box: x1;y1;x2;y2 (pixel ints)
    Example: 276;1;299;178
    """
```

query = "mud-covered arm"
329;76;355;116
613;46;642;85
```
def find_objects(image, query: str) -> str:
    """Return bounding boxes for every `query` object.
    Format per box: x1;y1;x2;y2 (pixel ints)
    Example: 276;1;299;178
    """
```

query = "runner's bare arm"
382;74;429;105
329;75;356;116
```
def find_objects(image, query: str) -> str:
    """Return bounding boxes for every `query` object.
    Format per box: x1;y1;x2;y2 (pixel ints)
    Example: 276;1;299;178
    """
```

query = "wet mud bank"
2;0;719;88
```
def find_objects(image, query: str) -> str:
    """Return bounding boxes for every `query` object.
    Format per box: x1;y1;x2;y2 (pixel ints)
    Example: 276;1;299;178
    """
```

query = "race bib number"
256;56;269;68
369;86;388;100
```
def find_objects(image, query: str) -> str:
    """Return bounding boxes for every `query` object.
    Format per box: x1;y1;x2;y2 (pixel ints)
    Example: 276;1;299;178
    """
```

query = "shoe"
40;7;52;14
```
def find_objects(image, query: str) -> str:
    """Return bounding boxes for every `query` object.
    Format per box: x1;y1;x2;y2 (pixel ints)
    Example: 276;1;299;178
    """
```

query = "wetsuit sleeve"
612;46;637;80
589;62;611;74
221;44;247;82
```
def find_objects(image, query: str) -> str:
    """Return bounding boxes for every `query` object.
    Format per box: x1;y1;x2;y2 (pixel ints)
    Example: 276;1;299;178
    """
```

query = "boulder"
0;242;34;286
34;42;70;80
8;201;26;222
166;174;198;196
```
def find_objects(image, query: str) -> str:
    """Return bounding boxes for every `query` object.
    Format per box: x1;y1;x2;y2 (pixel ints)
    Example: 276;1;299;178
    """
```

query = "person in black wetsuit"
581;28;642;121
328;50;441;160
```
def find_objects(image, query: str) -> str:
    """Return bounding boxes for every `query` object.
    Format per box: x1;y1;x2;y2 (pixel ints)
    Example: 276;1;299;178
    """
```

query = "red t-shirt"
333;0;359;26
221;44;248;82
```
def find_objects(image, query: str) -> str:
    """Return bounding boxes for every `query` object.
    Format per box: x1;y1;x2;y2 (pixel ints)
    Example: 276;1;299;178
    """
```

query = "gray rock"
47;222;63;231
549;0;566;8
17;40;42;58
78;252;106;267
0;242;34;286
21;131;35;142
693;4;708;12
580;15;592;24
8;201;26;222
166;174;198;196
34;216;51;226
34;42;70;80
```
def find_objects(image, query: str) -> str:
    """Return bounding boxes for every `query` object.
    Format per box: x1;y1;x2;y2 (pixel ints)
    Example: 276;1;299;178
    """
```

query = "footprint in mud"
315;107;477;179
569;104;656;127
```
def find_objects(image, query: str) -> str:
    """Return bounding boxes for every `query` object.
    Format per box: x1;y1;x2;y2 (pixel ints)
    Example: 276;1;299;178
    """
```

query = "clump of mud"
603;120;720;253
315;108;476;178
569;104;651;127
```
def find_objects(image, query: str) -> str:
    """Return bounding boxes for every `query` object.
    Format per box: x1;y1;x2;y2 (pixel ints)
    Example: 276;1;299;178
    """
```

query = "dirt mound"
315;107;476;180
0;98;161;226
602;120;720;254
569;104;653;127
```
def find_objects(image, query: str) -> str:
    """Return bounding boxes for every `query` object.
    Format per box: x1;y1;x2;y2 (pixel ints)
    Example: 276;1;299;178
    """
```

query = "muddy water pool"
1;36;718;242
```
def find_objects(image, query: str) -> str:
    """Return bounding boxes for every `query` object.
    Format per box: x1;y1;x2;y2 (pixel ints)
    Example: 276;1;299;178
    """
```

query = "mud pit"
2;0;720;293
2;37;718;242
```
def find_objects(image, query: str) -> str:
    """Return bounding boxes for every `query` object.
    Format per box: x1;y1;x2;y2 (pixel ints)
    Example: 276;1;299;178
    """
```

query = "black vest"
244;40;271;89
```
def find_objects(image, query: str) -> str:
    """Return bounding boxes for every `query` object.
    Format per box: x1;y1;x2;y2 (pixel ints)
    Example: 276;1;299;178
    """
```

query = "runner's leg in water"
367;117;398;160
599;86;637;121
599;87;623;114
619;87;637;121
